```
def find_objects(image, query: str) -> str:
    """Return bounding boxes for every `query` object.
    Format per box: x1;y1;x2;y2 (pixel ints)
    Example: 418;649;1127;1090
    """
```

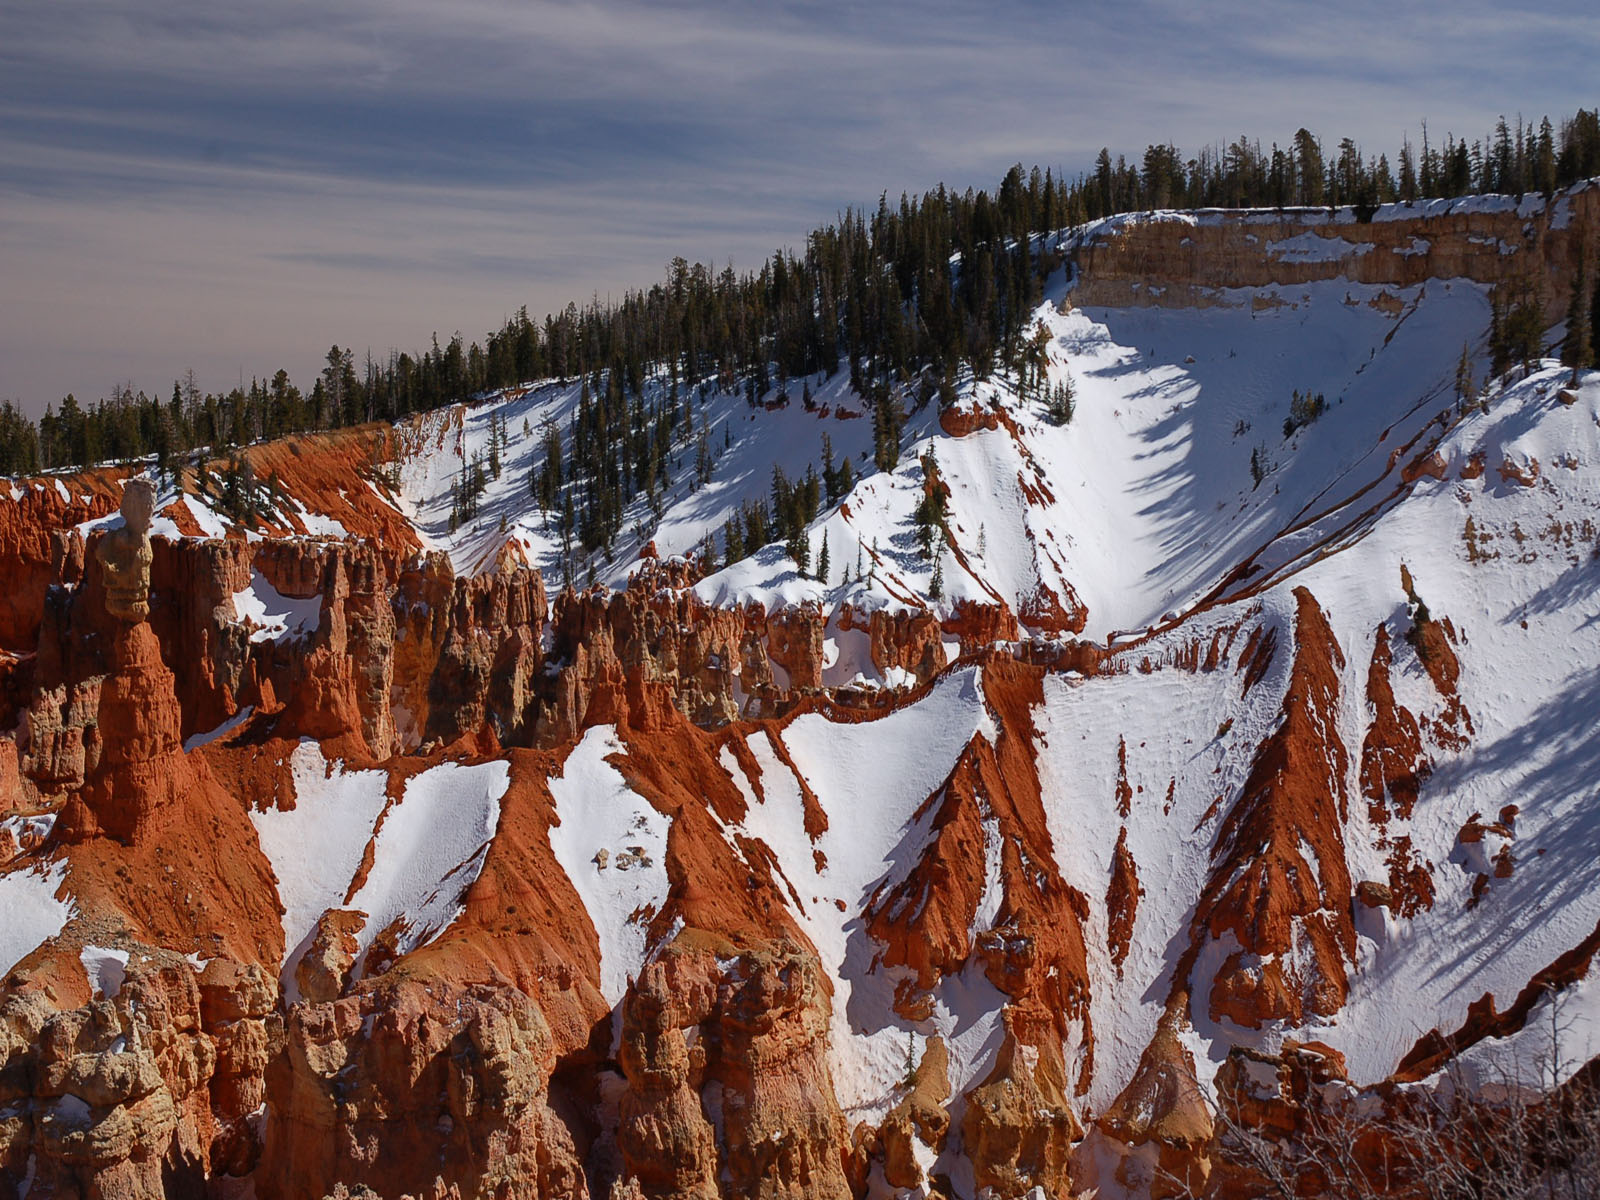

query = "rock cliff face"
1070;184;1600;323
3;190;1600;1200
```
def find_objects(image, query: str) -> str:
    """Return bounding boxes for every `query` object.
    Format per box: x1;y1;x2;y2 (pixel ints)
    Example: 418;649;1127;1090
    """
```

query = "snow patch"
79;945;130;999
249;740;388;996
232;571;322;644
345;758;509;973
183;706;254;752
0;859;72;979
548;726;671;1007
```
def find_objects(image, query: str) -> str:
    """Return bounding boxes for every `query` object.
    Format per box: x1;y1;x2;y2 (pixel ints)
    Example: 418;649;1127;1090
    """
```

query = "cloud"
1;0;1596;411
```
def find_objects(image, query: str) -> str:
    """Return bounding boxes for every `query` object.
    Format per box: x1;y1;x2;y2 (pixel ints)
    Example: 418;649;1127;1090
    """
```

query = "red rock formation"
615;945;850;1200
859;605;948;686
0;474;121;653
1106;827;1141;978
1083;1012;1213;1199
877;1037;950;1190
962;1019;1081;1199
938;401;1003;437
262;978;586;1200
1194;589;1354;1029
1359;623;1429;826
0;950;282;1198
4;193;1600;1200
942;598;1020;656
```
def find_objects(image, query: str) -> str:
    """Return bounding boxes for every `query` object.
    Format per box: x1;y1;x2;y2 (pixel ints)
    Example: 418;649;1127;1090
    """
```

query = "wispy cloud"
1;0;1595;410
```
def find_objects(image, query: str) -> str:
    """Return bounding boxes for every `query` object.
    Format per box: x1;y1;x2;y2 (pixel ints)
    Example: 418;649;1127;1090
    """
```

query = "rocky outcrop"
1071;182;1600;324
614;945;850;1200
262;978;585;1200
4;191;1600;1200
1193;588;1354;1030
1081;1014;1213;1199
0;952;280;1200
877;1037;950;1190
962;1024;1080;1200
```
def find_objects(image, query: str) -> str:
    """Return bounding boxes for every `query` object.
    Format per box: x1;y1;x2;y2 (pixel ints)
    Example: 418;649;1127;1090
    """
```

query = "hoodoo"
3;96;1600;1200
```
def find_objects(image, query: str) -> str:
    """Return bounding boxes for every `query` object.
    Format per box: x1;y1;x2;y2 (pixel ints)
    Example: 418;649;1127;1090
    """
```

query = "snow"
183;705;254;752
343;758;508;973
716;667;1001;1122
548;726;672;1007
1018;356;1600;1103
380;359;885;583
80;945;130;999
0;858;73;979
1453;968;1600;1094
289;502;348;539
0;812;57;855
251;746;508;995
1283;365;1600;1085
232;570;322;644
249;740;388;997
72;474;188;541
1267;232;1373;264
683;272;1487;650
181;494;231;538
1034;603;1295;1107
8;192;1591;1133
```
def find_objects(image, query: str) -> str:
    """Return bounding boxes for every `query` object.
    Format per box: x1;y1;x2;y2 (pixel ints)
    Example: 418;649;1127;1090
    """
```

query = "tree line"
3;108;1598;486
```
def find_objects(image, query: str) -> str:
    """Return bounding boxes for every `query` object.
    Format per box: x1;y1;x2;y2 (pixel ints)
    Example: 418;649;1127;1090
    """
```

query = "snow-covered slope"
282;270;1492;658
5;192;1600;1200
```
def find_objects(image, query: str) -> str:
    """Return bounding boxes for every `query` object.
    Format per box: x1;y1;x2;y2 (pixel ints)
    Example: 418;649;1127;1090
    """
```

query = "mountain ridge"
1;184;1598;1198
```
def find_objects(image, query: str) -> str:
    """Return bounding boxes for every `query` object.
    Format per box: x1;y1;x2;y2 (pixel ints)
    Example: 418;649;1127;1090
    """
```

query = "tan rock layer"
1070;184;1600;323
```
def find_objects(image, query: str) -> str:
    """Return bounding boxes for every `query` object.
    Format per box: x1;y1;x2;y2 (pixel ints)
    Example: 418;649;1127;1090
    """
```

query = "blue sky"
2;0;1596;414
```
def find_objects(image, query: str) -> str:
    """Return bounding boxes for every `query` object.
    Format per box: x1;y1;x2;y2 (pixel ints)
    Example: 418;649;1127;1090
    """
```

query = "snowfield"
548;725;673;1007
250;740;389;997
282;246;1600;1121
5;195;1600;1192
251;743;508;995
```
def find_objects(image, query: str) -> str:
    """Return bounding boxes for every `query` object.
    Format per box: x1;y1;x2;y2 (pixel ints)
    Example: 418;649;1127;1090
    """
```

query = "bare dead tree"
1152;993;1600;1200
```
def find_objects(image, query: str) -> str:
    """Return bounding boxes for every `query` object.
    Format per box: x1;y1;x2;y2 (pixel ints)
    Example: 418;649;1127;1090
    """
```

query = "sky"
2;0;1596;416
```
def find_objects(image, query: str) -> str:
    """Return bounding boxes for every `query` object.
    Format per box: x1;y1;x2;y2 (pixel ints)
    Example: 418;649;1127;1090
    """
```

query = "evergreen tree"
913;450;948;558
10;106;1600;490
1565;261;1593;382
1499;294;1547;372
1592;267;1600;370
1455;342;1479;412
817;531;830;586
1398;138;1419;202
872;383;902;472
1046;374;1075;426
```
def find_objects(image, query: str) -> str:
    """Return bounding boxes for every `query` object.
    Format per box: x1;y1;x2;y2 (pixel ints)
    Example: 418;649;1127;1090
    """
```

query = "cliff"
2;188;1599;1200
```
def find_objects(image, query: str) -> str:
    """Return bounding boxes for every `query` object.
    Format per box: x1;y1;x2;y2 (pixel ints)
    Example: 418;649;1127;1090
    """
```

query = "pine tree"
929;547;944;600
913;450;947;557
1455;342;1479;413
872;383;902;472
1047;375;1075;426
789;528;810;576
1591;267;1600;370
1564;261;1592;382
817;531;830;586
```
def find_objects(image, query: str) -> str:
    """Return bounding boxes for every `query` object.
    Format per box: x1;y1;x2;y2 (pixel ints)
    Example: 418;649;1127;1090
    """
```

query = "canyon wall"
1070;184;1599;319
